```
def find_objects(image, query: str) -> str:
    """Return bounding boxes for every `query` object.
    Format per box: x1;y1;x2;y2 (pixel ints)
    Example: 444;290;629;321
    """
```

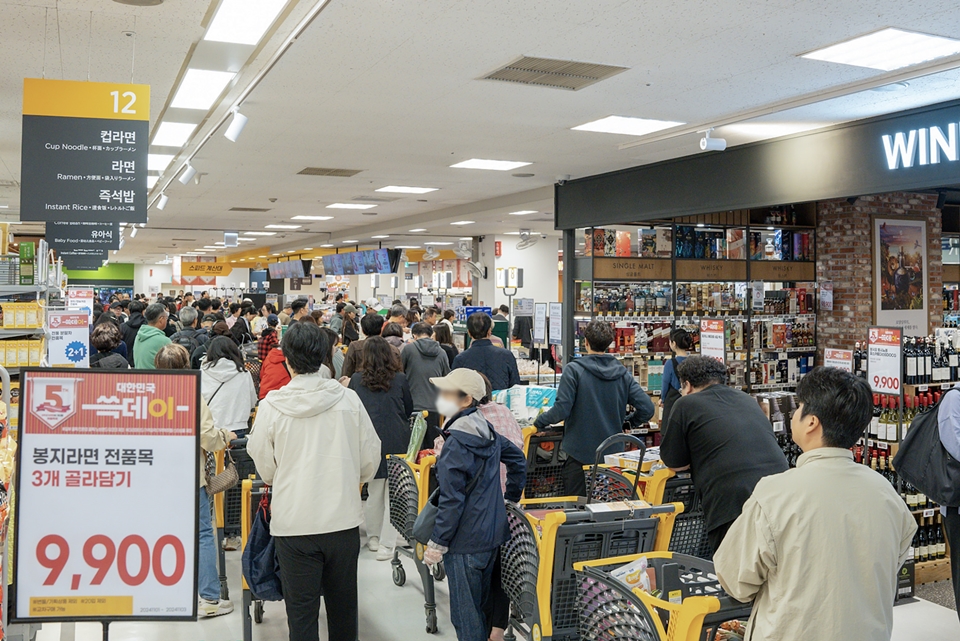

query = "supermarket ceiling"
4;1;960;263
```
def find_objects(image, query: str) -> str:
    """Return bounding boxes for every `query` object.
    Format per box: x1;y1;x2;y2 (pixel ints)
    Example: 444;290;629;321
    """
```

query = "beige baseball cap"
430;368;486;402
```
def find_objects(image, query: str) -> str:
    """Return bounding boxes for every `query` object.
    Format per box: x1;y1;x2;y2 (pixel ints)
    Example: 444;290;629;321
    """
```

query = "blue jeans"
444;550;496;641
198;489;220;601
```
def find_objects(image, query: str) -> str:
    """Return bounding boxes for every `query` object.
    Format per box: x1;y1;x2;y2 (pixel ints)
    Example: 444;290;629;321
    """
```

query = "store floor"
32;543;959;641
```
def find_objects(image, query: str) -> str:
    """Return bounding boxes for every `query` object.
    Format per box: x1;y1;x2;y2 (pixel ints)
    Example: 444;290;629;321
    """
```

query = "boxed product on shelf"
583;229;594;256
655;228;672;258
593;229;606;256
638;229;657;258
726;228;746;259
603;229;617;256
602;446;661;471
492;385;558;422
615;230;632;257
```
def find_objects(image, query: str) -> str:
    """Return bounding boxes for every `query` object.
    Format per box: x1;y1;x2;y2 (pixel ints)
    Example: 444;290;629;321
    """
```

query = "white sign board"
66;288;95;323
867;326;902;395
699;319;725;364
47;312;89;368
14;370;200;622
824;348;853;372
751;281;764;312
512;298;534;318
533;303;547;343
548;302;562;346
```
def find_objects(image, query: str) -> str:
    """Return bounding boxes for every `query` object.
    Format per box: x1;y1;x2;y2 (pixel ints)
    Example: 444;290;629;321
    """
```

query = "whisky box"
655;228;672;258
615;231;632;257
603;229;617;256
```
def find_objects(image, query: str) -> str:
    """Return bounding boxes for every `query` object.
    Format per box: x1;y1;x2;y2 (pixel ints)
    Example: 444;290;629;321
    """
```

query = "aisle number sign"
867;327;902;394
14;370;199;622
20;78;150;224
699;319;726;364
824;348;854;373
47;312;90;368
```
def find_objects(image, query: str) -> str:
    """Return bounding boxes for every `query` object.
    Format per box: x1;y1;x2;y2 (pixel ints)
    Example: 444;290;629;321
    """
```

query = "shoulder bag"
413;473;480;545
204;383;240;496
892;389;960;507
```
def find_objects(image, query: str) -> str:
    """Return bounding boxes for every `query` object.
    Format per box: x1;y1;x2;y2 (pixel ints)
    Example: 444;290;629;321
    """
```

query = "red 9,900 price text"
873;375;900;392
37;534;185;588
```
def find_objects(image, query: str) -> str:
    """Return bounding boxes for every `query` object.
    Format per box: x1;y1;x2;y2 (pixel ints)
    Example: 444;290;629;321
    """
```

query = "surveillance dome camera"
556;174;571;186
268;197;278;203
540;233;548;239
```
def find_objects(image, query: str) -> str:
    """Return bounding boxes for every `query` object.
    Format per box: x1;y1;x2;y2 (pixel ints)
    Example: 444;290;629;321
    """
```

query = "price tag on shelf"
699;319;726;365
824;348;854;372
867;326;902;395
922;509;935;518
14;369;200;622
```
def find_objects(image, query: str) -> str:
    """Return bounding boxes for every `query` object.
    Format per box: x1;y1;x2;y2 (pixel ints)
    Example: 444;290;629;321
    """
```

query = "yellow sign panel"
30;596;133;617
23;78;150;121
182;262;232;277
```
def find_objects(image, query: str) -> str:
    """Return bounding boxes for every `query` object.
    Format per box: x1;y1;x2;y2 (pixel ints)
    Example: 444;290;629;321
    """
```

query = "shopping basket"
386;453;443;634
240;478;269;641
574;551;752;641
501;498;681;641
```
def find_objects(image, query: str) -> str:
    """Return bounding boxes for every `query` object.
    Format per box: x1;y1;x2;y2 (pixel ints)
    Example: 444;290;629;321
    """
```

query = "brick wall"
817;192;942;358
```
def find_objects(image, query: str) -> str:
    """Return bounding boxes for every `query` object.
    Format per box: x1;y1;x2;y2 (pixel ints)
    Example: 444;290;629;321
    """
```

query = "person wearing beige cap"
422;369;526;641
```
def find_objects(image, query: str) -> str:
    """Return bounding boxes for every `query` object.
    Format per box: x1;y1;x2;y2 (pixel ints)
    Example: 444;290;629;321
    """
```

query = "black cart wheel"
425;607;438;634
253;600;264;624
392;564;406;587
432;562;445;581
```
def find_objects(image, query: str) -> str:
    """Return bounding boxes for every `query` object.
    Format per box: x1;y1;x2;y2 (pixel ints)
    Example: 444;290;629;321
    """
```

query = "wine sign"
867;327;902;395
824;348;854;373
700;319;726;364
14;369;200;623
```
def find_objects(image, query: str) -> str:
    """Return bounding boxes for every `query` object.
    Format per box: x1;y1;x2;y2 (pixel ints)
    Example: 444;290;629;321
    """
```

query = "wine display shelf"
915;558;951;585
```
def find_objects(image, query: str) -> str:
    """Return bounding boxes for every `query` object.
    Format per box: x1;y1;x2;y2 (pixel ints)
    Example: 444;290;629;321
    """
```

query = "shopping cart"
660;472;711;559
574;551;752;641
523;429;565;499
240;477;269;641
386;453;444;633
501;497;681;641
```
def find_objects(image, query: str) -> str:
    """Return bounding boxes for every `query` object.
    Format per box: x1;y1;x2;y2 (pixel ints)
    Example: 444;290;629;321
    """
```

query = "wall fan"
423;245;440;260
516;229;539;250
454;240;486;278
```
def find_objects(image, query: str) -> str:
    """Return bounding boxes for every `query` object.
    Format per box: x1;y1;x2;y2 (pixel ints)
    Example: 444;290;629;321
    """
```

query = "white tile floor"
29;541;960;641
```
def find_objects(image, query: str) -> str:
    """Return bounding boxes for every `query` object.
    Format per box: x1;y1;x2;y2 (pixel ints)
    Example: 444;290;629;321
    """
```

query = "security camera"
268;197;278;203
540;233;548;239
699;128;727;152
556;174;571;185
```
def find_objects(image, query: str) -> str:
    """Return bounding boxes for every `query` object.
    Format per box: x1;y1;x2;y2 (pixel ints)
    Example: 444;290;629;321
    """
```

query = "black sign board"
47;221;120;251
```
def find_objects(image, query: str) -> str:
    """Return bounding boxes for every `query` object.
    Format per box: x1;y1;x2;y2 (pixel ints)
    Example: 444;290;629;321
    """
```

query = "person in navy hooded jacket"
422;368;526;641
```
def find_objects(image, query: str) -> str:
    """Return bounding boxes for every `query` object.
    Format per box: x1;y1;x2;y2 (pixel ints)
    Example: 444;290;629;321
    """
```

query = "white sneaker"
199;598;234;618
367;536;380;552
223;536;241;551
376;546;394;561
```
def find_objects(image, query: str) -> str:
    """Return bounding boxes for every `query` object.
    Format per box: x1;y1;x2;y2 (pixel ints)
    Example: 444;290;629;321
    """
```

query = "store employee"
659;355;788;552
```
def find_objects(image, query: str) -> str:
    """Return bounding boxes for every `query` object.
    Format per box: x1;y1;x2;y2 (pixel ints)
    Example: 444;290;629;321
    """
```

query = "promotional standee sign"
14;370;200;622
699;319;726;364
823;348;854;373
47;312;90;368
867;326;903;395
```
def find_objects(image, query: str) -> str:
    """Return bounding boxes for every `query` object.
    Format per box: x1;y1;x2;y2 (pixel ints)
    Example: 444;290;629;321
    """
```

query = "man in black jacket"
452;313;520;391
119;300;146;365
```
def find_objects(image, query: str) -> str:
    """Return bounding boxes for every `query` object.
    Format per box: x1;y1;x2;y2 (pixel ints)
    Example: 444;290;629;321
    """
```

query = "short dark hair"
360;312;385;338
144;303;168;324
291;299;308;314
381;322;403;339
336;302;347;313
91;322;122;352
796;367;873;448
583;319;614;352
281;322;329;375
443;309;456;321
211;298;222;310
676;355;727;388
389;304;408;319
424;306;439;319
498;305;510;314
669;328;694;351
128;300;145;314
466;312;492;340
229;302;242;314
197;298;212;312
204;336;245;371
411;322;433;338
263;303;276;314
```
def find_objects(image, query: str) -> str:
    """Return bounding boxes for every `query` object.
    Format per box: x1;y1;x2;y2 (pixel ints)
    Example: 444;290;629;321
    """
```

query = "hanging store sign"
20;78;150;224
47;312;90;368
749;261;816;282
13;369;200;623
824;348;854;373
47;221;120;251
592;257;671;281
699;319;726;364
181;262;232;277
675;260;746;281
867;326;902;395
60;249;108;272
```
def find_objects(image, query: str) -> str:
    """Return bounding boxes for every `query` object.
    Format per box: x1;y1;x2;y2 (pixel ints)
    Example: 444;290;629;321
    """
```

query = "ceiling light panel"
801;28;960;71
147;154;174;171
152;122;198;147
326;203;376;210
243;231;277;236
409;228;427;232
264;224;301;229
291;215;333;220
146;176;159;189
371;235;389;239
343;239;359;243
572;115;684;136
450;159;532;171
204;0;289;46
450;220;475;226
375;186;438;194
395;245;420;249
508;210;537;216
170;69;236;110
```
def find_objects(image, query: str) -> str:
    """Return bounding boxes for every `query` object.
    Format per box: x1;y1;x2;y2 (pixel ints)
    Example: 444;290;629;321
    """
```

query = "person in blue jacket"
534;319;655;496
452;312;521;391
422;368;526;641
660;328;693;434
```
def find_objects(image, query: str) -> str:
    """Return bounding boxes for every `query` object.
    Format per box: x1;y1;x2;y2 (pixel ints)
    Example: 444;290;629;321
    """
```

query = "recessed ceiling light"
451;158;531;171
170;69;236;110
459;237;472;240
409;228;427;232
148;154;174;171
326;203;376;210
147;175;159;189
188;251;208;254
243;231;277;236
508;210;537;216
431;242;453;246
271;253;280;256
343;240;359;243
572;115;684;136
258;255;267;258
801;28;960;71
376;186;438;194
502;231;521;236
870;81;910;92
265;224;301;229
204;0;287;46
152;122;197;147
291;215;333;221
203;245;220;249
450;220;474;226
371;235;389;239
303;247;313;250
320;244;334;248
395;245;420;249
238;237;256;242
287;250;296;253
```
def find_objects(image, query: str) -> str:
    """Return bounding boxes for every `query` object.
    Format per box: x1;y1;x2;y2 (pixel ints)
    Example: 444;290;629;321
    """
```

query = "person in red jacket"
259;346;291;400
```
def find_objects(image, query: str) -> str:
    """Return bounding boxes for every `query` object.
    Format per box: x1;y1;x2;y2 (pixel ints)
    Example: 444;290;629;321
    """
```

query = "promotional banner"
874;218;927;336
67;287;95;322
867;327;902;395
699;319;726;364
47;312;90;368
14;370;199;622
824;348;853;373
20;79;150;224
181;262;232;277
548;302;562;346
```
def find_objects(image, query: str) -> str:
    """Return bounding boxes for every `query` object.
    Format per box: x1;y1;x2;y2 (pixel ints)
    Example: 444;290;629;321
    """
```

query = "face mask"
435;395;462;418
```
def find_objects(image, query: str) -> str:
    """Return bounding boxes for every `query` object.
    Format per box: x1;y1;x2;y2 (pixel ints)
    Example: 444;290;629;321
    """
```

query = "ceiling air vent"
229;207;271;212
171;238;196;242
481;56;628;91
297;167;364;177
353;196;399;203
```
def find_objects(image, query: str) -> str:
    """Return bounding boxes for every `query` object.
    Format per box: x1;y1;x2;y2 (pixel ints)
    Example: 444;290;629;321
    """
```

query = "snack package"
610;556;655;594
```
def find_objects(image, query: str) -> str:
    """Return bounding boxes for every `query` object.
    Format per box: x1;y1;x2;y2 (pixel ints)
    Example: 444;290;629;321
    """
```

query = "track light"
130;226;138;238
936;191;947;210
224;109;248;142
699;128;727;152
178;163;198;185
157;193;169;210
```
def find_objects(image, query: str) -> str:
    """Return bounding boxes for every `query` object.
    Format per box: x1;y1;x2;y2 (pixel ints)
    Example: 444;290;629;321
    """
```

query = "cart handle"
585;433;645;505
230;438;248;447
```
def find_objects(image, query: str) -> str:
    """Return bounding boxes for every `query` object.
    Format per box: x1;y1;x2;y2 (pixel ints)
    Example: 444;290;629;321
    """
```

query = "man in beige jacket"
715;367;916;641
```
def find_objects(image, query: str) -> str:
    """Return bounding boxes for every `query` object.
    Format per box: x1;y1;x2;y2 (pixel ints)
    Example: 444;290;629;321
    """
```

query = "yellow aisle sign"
182;262;233;277
23;79;150;121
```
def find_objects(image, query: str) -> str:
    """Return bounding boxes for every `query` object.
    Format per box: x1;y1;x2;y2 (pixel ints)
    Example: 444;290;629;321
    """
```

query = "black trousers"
944;506;960;620
707;520;734;556
562;455;587;497
275;527;360;641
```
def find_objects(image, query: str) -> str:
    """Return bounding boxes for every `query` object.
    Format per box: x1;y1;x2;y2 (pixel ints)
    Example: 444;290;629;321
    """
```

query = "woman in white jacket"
201;337;259;437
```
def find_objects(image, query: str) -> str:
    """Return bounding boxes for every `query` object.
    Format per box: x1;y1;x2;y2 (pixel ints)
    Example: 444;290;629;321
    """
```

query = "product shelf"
0;329;44;338
915;558;952;584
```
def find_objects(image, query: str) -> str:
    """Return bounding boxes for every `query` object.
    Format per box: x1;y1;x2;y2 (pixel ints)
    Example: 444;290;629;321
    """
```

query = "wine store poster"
873;216;928;336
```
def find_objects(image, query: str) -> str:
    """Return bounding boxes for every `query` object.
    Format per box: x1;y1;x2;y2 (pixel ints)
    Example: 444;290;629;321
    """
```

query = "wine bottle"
918;518;928;562
905;338;918;386
924;337;934;384
937;516;947;559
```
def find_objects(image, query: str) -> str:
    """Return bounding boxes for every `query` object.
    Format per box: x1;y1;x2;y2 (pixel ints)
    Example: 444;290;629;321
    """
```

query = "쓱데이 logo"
29;377;78;429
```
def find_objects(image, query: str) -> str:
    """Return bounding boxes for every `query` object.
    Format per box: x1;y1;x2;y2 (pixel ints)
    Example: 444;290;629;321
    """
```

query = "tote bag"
892;390;960;508
241;490;284;601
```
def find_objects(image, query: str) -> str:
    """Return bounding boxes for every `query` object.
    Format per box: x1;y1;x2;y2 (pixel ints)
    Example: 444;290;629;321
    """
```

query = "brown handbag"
205;449;239;496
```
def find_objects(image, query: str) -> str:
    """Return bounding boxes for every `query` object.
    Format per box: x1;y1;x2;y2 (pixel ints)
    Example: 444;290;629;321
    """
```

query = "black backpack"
171;329;201;358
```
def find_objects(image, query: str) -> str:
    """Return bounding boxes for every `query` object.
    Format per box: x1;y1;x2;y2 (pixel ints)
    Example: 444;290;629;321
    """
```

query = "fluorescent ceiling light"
371;235;389;239
238;237;256;242
0;205;8;209
503;231;522;236
291;215;333;221
326;203;376;210
572;115;684;136
185;252;207;256
801;28;960;71
170;69;236;110
148;154;174;171
459;237;472;240
272;253;280;256
152;122;197;147
243;231;277;236
204;0;288;46
409;228;427;232
508;210;537;216
395;245;420;249
303;247;313;250
203;245;221;249
146;175;159;189
343;240;359;243
376;186;438;194
451;158;531;171
450;220;474;226
287;250;296;254
431;242;453;246
320;244;334;248
264;224;301;229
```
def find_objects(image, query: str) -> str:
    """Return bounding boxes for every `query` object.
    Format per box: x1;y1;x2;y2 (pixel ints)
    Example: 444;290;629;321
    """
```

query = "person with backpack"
169;307;208;359
258;314;281;361
201;337;258;439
